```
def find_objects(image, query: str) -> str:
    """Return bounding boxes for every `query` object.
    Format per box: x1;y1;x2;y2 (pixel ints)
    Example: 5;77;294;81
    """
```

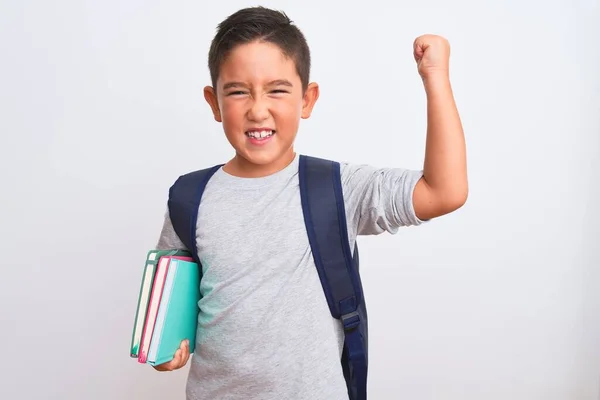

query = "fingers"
152;340;191;372
152;350;182;372
152;352;178;372
182;340;191;365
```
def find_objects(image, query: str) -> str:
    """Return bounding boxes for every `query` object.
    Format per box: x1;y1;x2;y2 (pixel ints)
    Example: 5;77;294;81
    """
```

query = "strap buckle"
341;311;360;331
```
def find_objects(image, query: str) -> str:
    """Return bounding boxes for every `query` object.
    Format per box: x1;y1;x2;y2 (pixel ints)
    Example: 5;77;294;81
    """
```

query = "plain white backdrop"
1;0;599;399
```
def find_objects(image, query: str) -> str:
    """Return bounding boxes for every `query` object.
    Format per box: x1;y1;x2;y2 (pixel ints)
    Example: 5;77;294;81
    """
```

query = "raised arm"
412;34;468;220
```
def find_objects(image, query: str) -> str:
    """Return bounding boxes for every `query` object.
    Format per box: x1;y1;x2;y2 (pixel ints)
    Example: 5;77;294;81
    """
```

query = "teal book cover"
130;249;191;358
145;258;200;366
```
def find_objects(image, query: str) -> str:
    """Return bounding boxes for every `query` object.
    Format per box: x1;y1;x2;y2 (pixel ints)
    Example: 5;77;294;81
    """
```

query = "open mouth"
245;129;276;141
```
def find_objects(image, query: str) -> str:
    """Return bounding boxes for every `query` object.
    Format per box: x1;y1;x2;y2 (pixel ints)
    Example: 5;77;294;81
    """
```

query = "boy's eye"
225;89;288;96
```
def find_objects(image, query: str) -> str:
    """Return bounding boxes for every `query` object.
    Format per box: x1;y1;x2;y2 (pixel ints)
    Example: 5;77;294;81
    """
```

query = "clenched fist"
413;34;451;79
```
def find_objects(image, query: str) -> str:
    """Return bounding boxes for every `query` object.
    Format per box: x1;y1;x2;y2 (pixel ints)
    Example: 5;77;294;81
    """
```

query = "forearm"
421;73;468;209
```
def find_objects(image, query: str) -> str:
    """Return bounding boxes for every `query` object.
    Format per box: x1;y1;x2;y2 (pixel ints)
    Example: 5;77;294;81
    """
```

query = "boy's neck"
223;150;297;178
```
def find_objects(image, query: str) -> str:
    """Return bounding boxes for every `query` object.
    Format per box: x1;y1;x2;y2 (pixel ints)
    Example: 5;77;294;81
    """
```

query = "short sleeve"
155;207;188;250
341;163;425;237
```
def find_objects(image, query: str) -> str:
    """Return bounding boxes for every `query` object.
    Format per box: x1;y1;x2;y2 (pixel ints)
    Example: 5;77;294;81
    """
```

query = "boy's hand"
153;339;191;372
413;34;451;79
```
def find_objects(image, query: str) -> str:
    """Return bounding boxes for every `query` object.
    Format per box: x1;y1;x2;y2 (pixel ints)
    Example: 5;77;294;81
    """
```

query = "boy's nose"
247;99;270;122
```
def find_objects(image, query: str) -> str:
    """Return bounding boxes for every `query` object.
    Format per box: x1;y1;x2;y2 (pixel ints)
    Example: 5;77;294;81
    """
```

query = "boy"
152;5;467;400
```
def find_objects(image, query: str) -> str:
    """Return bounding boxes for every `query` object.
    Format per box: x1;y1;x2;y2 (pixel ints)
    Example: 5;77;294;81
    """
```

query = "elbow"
413;180;468;220
451;184;469;210
443;183;468;214
433;181;469;217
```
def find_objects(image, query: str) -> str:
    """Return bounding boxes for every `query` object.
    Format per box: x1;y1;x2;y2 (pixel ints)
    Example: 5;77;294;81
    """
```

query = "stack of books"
130;249;200;366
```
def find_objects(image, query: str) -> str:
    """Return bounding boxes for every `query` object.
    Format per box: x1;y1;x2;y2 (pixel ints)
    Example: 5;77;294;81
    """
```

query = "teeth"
247;130;274;139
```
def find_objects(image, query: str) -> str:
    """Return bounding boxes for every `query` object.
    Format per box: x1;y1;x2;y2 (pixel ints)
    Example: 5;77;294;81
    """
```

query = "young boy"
152;6;467;400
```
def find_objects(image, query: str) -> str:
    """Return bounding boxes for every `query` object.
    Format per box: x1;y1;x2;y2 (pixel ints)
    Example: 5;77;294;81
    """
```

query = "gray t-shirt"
155;153;424;400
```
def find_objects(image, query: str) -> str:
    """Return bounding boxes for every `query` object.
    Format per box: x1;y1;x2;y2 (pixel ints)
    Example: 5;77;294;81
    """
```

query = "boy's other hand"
413;34;451;79
152;339;191;372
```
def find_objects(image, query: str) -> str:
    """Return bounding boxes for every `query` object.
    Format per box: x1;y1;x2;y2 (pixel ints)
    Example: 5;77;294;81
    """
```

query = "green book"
145;258;200;366
130;249;191;358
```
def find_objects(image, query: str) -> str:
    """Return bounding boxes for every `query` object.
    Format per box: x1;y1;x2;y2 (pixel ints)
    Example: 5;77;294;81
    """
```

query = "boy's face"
204;41;319;176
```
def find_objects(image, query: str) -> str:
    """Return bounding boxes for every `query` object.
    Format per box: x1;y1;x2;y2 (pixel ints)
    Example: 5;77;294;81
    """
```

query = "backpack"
167;155;369;400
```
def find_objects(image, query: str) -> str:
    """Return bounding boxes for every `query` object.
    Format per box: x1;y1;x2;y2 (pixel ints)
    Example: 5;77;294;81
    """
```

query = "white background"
1;0;599;399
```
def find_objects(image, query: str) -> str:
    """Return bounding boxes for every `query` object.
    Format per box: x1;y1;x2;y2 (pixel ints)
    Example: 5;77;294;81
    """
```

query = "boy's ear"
204;86;222;122
301;82;320;119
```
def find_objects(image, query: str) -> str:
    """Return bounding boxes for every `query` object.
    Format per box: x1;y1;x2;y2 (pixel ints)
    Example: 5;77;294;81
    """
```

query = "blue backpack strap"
167;164;223;267
298;155;369;400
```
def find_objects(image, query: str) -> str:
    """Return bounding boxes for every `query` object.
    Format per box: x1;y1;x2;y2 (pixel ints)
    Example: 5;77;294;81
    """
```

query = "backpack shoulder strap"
298;155;368;400
167;164;223;266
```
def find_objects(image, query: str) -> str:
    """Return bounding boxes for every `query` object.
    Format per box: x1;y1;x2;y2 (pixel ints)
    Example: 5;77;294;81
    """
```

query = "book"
130;249;192;358
144;258;200;366
130;250;200;362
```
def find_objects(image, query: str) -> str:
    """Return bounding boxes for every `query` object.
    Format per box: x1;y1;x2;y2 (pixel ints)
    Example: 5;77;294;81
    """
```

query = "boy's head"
203;6;319;176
